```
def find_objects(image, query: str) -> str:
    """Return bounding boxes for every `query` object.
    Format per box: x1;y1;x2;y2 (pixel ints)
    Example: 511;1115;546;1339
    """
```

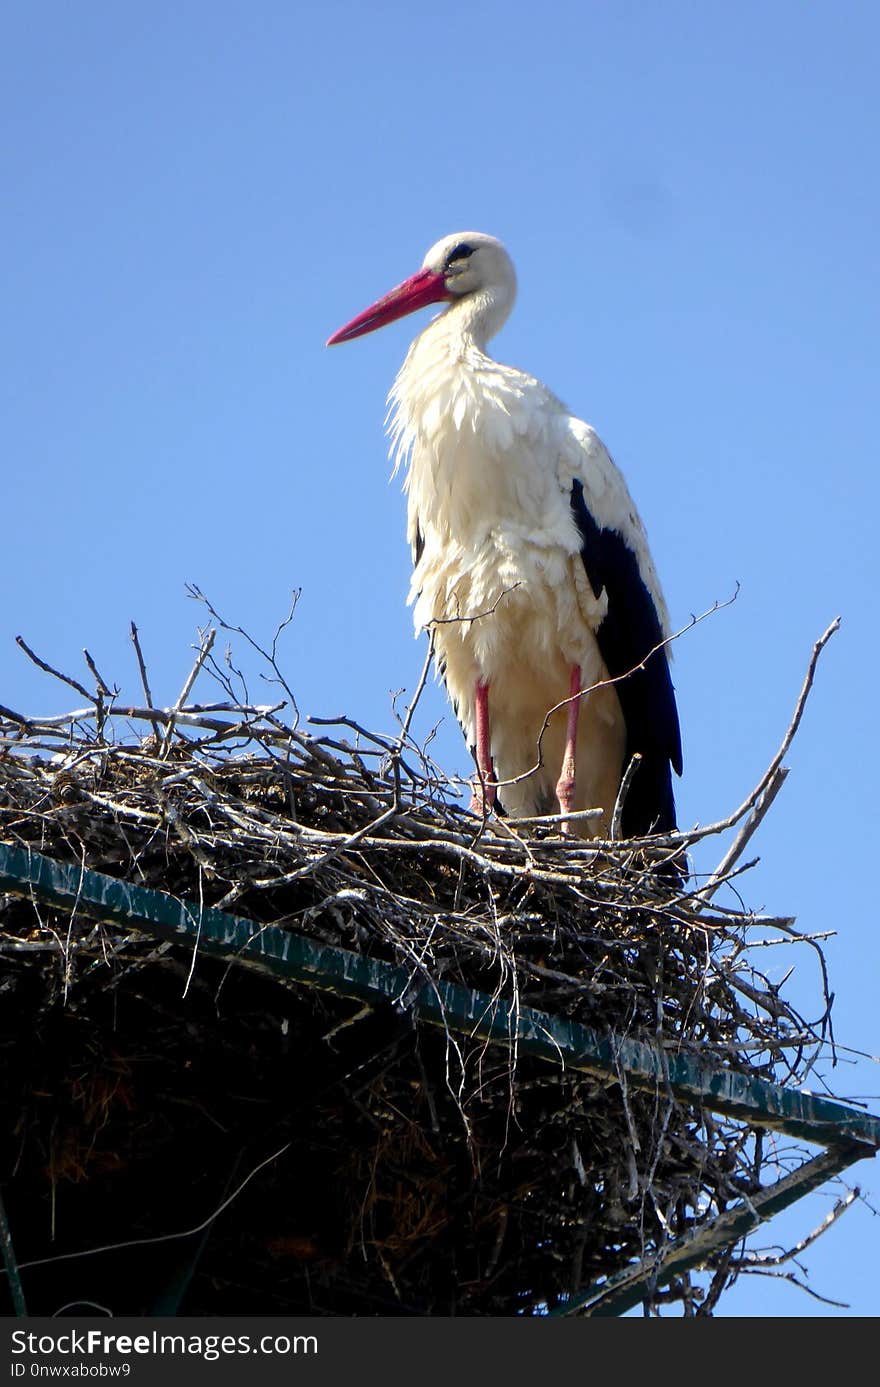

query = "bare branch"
82;649;113;699
687;618;841;852
485;589;740;806
8;1142;292;1274
129;622;161;741
187;585;301;729
15;635;91;702
160;628;216;755
611;753;642;841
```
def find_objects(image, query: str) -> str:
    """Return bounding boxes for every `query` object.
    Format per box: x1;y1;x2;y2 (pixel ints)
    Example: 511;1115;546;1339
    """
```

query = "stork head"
326;232;517;346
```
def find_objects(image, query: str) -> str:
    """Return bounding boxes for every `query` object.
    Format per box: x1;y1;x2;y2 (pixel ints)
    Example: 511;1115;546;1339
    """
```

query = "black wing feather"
570;478;682;836
412;521;425;568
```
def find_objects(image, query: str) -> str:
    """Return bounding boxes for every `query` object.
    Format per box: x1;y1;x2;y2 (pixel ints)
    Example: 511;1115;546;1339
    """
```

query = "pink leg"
555;665;582;831
469;679;497;814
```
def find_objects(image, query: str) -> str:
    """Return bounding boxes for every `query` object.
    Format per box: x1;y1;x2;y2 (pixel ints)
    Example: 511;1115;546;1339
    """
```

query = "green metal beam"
3;841;878;1152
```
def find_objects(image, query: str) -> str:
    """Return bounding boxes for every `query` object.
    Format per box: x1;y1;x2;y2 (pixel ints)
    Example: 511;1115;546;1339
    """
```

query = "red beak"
326;267;449;346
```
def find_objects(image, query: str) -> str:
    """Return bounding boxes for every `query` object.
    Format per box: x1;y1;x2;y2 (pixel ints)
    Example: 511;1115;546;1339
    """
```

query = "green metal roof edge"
2;839;879;1153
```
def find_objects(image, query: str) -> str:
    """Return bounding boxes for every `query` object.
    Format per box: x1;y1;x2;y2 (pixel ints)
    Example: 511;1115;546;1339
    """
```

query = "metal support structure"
548;1142;860;1316
2;839;878;1315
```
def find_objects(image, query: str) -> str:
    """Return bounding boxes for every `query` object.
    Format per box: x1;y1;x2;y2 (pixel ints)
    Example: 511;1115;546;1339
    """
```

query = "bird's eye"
444;243;475;270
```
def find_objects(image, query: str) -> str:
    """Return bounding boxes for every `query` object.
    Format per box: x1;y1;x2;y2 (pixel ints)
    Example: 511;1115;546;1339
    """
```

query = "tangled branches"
0;604;850;1316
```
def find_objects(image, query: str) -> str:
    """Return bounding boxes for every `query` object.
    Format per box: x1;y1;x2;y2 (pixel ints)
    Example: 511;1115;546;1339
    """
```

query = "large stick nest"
0;609;843;1315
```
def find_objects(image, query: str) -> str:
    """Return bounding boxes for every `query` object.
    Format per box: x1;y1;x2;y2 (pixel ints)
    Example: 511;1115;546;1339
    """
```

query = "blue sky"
3;2;879;1316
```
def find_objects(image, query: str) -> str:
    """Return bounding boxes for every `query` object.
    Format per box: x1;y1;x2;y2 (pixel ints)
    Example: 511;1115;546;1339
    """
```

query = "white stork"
327;232;682;839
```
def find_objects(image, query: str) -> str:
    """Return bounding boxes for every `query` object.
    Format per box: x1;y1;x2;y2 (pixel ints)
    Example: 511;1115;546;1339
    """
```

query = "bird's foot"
556;666;582;834
469;773;497;818
555;765;577;835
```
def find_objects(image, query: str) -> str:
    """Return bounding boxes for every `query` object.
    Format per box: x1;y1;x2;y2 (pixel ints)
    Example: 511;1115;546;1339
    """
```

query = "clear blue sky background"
3;2;878;1316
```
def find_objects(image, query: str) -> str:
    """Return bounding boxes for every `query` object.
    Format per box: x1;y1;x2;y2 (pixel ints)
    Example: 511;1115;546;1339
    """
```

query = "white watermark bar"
0;1316;843;1384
